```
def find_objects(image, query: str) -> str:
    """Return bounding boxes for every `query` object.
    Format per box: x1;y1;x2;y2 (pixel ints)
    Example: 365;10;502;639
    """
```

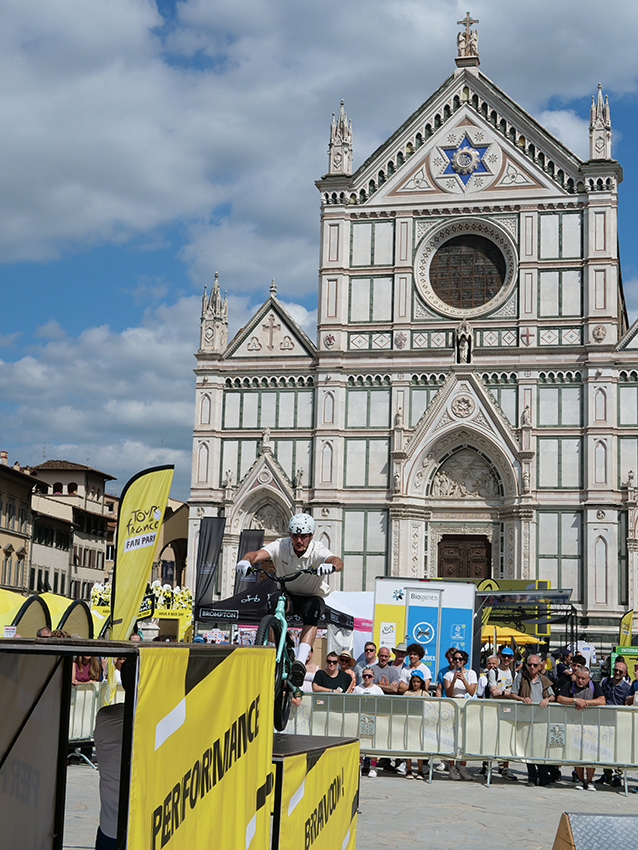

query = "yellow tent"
0;592;50;638
481;625;541;646
40;593;94;639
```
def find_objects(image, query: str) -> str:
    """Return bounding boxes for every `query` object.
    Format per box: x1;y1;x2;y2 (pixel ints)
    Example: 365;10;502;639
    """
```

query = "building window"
68;482;78;494
429;234;506;309
53;572;59;593
272;440;313;485
350;221;394;267
348;277;393;322
60;574;66;595
6;503;15;530
346;389;390;428
619;377;638;426
344;439;389;488
52;482;63;494
537;511;582;602
538;212;582;260
343;510;388;591
2;557;11;585
619;511;628;607
537;438;582;488
482;374;518;425
29;567;35;591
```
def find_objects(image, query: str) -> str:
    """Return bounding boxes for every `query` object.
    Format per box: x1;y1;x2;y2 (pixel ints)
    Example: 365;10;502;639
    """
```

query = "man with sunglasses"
312;651;352;693
354;641;378;685
595;659;631;786
510;654;556;786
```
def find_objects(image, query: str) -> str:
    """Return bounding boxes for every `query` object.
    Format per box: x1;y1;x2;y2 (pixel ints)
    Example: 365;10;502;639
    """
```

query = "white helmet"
288;514;315;535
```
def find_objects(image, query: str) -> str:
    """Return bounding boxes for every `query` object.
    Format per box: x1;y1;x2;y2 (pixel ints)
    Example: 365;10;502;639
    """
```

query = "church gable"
225;296;316;359
405;370;521;461
347;69;583;206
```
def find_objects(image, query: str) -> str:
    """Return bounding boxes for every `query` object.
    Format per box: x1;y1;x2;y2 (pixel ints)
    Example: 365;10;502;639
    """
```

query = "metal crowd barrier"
287;694;460;781
287;695;638;793
462;699;638;792
68;682;125;768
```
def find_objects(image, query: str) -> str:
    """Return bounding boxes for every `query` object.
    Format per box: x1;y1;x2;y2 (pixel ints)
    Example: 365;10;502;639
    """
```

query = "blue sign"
406;589;440;670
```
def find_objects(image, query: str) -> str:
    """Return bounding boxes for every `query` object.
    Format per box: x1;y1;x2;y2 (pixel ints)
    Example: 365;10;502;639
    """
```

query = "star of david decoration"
440;134;490;186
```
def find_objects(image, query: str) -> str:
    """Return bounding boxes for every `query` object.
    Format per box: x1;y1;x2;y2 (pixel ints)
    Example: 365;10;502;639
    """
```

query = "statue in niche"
430;449;500;499
394;407;404;428
261;428;271;453
455;319;472;364
393;471;401;493
522;470;531;493
521;405;531;426
224;469;234;487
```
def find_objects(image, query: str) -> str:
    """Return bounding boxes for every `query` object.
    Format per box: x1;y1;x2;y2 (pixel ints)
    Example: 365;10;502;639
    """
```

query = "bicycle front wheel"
255;614;284;697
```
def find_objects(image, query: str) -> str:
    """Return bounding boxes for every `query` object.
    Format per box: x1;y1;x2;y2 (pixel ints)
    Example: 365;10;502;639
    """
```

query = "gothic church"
187;21;638;647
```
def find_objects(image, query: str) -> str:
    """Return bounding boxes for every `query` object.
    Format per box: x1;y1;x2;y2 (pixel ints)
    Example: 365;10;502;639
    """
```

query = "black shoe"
290;659;306;688
612;776;623;788
594;775;610;785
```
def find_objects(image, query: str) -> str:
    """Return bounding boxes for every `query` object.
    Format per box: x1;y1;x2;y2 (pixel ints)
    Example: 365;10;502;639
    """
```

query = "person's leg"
526;763;538;785
586;767;595;784
95;827;117;850
405;758;413;778
297;625;317;664
537;764;551;785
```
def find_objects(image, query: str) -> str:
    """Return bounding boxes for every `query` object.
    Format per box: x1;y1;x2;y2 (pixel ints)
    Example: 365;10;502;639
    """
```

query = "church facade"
187;26;638;647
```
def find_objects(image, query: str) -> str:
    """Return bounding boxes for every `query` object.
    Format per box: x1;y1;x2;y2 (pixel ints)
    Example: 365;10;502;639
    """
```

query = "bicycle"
250;564;318;731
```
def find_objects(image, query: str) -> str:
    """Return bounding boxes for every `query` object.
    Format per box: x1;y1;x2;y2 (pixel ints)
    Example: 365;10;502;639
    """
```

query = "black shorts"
287;592;325;626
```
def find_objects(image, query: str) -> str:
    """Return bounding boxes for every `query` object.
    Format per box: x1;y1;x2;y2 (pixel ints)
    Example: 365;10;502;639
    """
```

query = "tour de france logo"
413;622;435;645
123;505;162;553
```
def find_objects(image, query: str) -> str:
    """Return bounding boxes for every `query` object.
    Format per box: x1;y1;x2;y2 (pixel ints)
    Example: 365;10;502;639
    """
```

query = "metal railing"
287;695;638;793
68;682;125;767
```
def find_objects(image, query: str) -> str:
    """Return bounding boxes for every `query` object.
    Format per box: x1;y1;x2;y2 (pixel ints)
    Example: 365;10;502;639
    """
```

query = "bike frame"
271;590;290;674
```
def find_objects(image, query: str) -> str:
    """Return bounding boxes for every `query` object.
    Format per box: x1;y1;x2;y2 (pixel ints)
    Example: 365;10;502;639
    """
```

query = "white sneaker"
458;766;472;781
586;782;597;791
396;762;407;776
448;765;461;781
434;761;448;773
575;781;585;790
368;769;377;778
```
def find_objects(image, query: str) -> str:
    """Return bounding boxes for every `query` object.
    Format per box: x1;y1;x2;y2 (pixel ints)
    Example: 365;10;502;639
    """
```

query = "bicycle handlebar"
246;564;317;584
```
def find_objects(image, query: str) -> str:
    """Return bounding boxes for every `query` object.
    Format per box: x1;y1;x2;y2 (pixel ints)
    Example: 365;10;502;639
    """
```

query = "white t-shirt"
94;703;125;839
575;641;597;668
263;537;335;597
488;666;513;695
353;683;383;695
443;668;478;698
400;663;432;686
477;673;488;698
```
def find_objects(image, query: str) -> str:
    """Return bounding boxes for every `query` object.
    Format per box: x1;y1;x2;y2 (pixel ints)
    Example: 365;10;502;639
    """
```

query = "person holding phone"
443;650;477;780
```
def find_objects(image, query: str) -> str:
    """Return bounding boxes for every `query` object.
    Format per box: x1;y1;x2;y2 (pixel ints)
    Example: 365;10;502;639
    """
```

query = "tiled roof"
31;459;116;481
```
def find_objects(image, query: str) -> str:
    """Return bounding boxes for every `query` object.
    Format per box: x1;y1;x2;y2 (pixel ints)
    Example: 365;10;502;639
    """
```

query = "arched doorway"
437;535;491;579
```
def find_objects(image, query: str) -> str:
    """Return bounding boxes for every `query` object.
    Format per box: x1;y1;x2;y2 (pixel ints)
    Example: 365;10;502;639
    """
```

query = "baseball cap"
501;647;514;656
393;642;408;653
409;669;425;681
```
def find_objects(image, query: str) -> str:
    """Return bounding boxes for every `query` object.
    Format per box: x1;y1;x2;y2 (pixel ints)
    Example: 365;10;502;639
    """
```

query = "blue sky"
1;0;638;499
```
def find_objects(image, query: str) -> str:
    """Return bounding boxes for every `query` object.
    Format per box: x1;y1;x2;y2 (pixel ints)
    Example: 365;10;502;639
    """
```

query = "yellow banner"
619;610;634;647
278;741;359;850
127;645;275;850
111;465;174;641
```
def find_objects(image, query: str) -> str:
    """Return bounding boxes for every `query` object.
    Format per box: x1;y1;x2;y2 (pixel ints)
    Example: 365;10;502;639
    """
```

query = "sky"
2;0;638;500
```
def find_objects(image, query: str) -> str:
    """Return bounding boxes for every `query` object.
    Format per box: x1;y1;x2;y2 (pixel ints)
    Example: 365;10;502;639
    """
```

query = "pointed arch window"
197;443;209;483
200;394;211;426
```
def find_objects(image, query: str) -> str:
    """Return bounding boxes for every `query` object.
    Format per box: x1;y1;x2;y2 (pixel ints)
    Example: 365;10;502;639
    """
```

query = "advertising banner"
277;741;359;850
194;517;227;619
619;610;634;647
233;529;265;596
405;588;440;672
110;465;174;641
127;645;275;850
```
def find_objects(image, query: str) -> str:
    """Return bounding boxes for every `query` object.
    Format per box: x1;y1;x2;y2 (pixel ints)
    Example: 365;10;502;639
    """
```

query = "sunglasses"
453;657;464;662
326;659;338;664
362;674;374;678
613;668;626;674
527;662;540;668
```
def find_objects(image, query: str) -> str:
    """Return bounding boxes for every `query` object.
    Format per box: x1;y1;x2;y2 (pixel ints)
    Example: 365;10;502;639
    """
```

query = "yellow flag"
110;465;174;641
619;609;634;647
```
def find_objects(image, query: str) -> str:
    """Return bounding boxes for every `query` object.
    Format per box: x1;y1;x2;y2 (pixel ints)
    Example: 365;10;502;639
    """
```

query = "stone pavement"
63;760;638;849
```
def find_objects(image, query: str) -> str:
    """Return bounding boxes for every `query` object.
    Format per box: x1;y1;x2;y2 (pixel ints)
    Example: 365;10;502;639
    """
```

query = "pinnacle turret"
328;100;352;176
589;83;612;160
200;271;228;353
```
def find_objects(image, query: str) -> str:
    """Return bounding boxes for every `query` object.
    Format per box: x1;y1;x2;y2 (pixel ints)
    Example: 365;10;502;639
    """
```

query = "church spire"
200;271;228;353
455;11;480;68
589;83;612;160
328;100;352;175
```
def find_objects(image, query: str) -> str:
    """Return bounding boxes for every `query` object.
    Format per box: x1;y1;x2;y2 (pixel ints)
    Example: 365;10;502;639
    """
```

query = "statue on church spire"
200;271;229;353
455;11;480;68
328;100;352;176
589;83;612;160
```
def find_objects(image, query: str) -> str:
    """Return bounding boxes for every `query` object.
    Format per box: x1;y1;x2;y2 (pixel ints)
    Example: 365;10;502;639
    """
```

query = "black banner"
194;517;227;619
233;529;265;596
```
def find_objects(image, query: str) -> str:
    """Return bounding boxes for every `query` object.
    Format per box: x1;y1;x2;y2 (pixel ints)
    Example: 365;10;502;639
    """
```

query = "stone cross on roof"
456;11;479;65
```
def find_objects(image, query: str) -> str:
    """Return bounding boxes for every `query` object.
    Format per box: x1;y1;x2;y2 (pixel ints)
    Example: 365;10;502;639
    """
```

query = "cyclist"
235;513;343;687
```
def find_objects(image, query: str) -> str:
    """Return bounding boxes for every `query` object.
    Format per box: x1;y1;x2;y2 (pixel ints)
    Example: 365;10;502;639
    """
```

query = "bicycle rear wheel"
274;681;292;731
256;614;283;698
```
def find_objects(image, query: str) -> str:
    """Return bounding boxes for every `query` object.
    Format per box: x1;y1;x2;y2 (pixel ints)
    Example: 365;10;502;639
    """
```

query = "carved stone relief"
250;504;288;537
429;449;500;499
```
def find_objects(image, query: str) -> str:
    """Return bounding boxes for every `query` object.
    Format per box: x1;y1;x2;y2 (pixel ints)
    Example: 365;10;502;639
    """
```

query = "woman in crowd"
338;650;356;693
72;655;102;684
443;650;477;780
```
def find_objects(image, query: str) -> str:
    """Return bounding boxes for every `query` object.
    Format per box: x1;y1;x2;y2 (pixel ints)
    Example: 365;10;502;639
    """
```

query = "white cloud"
536;110;590;161
35;319;67;340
